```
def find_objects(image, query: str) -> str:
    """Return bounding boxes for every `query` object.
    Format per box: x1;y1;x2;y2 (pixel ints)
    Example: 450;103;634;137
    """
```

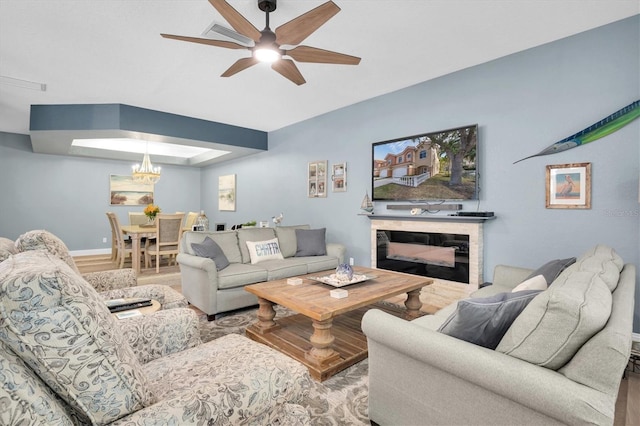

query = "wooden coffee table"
245;266;432;381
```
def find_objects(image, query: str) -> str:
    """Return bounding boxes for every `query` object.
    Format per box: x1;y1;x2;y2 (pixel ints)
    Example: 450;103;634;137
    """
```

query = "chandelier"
132;144;161;185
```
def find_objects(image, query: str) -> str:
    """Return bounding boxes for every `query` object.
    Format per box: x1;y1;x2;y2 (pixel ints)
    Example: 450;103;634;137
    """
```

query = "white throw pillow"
246;238;284;264
511;274;547;292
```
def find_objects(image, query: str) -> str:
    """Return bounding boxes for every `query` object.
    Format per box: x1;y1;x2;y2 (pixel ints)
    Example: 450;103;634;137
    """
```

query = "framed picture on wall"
109;175;154;205
332;162;347;192
545;163;591;209
308;160;327;198
219;174;236;211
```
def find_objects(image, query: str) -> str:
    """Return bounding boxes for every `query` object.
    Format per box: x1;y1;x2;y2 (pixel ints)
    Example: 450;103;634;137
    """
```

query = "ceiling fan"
161;0;361;85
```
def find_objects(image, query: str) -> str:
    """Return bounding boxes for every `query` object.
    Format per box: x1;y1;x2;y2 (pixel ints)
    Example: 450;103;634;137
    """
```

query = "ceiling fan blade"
161;33;247;50
275;1;340;46
286;45;360;65
203;23;254;46
271;59;306;85
221;57;260;77
208;0;262;42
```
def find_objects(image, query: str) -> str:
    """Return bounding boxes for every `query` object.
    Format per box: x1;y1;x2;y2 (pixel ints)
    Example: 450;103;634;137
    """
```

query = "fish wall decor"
514;100;640;164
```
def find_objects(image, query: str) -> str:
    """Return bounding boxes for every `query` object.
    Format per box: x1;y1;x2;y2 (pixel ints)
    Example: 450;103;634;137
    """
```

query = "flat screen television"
372;124;478;201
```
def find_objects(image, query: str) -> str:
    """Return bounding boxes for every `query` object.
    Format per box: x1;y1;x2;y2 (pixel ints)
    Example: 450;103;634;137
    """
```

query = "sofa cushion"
217;263;269;290
438;290;542;349
246;238;284;264
569;244;624;291
0;251;155;424
191;236;230;270
295;228;327;257
295;255;339;273
275;225;310;258
523;257;576;286
496;270;613;370
0;340;78;426
14;229;80;274
511;274;547;292
0;237;16;262
257;259;309;281
237;228;277;263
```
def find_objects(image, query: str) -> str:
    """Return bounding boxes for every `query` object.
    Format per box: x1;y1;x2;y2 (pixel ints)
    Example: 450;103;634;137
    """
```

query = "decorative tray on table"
139;223;155;228
307;273;376;288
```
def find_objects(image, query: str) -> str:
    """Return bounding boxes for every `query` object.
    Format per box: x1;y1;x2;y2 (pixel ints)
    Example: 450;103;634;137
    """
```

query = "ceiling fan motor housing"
258;0;276;13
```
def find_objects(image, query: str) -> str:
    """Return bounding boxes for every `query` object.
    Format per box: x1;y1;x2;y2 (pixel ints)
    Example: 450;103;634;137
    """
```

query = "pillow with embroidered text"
246;238;284;264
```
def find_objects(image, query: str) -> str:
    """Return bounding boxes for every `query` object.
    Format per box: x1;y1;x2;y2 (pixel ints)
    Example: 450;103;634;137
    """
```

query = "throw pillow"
437;290;542;349
523;257;576;285
295;228;327;257
511;274;547;292
275;225;310;258
246;238;284;264
191;237;230;270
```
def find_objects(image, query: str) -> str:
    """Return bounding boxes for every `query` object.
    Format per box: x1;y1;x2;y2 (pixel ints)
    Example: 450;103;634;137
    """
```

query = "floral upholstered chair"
0;250;311;425
11;229;187;310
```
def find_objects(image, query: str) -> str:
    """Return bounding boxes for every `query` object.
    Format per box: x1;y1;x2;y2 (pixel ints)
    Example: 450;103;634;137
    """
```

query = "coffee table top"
245;266;432;321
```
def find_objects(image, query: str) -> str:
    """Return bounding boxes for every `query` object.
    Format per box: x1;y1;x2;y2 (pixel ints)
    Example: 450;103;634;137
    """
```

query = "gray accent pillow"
524;257;576;285
295;228;327;257
191;237;230;270
437;290;542;349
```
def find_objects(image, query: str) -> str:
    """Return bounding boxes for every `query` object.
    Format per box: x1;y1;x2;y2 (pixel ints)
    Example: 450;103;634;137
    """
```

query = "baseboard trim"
69;248;111;257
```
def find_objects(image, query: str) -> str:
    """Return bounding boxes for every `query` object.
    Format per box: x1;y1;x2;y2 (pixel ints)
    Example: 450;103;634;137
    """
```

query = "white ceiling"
1;0;638;138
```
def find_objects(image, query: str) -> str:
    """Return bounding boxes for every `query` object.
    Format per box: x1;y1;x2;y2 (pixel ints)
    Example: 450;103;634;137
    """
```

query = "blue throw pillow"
437;290;542;349
295;228;327;257
191;237;230;271
524;257;576;285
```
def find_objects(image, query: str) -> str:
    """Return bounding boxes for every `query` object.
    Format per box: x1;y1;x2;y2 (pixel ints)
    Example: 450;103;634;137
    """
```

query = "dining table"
120;224;157;274
120;224;193;274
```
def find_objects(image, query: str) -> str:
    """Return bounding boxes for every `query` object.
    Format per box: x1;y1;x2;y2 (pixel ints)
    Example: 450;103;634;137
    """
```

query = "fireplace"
370;217;488;290
376;230;470;283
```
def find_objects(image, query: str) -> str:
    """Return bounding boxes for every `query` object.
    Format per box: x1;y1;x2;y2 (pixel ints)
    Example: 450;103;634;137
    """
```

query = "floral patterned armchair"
8;229;187;310
0;250;311;425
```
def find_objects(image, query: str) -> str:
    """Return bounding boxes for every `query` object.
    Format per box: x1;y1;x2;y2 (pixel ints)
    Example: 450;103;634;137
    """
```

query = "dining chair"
184;211;199;230
107;212;144;269
144;213;184;273
128;211;148;226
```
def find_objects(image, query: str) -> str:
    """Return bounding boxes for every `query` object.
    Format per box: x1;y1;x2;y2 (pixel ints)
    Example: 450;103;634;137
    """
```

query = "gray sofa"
177;225;345;320
362;245;635;426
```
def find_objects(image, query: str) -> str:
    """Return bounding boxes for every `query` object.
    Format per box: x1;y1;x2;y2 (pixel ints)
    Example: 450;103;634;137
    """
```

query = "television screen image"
372;124;478;201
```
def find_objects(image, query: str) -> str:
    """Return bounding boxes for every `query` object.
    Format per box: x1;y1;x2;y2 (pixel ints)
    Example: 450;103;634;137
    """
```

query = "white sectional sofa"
177;225;345;320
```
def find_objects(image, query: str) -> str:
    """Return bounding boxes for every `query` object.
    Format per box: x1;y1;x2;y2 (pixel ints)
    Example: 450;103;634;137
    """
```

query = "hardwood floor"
75;254;639;425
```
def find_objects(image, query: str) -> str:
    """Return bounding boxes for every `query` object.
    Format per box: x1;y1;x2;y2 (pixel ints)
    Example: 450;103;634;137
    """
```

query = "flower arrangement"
143;204;161;219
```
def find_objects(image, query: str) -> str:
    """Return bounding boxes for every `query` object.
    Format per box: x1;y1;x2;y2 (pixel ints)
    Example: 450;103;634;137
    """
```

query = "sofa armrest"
362;309;614;425
326;243;345;264
116;308;202;364
99;284;174;306
82;268;137;292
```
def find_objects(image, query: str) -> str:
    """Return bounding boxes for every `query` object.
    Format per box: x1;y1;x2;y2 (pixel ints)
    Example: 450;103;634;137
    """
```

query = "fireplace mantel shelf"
361;214;496;223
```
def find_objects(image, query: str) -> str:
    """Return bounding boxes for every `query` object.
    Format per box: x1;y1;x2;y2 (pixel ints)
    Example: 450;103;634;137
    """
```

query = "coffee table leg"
253;297;280;334
306;319;340;366
404;288;423;320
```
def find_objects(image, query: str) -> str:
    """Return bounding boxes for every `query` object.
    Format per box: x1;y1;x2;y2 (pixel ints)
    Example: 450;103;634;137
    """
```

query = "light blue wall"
201;16;640;329
0;16;638;328
0;132;202;249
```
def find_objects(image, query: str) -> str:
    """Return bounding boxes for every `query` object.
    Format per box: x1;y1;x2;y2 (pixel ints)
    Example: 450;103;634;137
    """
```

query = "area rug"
195;306;370;425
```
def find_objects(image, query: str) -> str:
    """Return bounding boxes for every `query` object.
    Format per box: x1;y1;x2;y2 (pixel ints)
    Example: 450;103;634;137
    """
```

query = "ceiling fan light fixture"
254;47;281;63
